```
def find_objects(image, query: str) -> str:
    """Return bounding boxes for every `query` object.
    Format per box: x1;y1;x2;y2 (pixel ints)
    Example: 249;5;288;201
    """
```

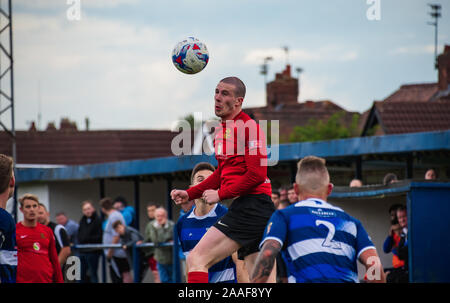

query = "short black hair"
191;162;215;184
388;204;403;214
113;196;128;206
272;190;280;197
383;173;398;185
100;197;114;210
112;220;123;229
397;205;407;213
219;77;246;98
146;201;158;208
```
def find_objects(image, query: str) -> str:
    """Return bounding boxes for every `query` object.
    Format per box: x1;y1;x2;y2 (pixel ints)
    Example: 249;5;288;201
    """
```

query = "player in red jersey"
171;77;276;283
15;194;63;283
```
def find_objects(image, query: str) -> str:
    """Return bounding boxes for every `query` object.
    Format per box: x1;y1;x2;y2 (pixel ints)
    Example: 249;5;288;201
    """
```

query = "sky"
1;0;450;131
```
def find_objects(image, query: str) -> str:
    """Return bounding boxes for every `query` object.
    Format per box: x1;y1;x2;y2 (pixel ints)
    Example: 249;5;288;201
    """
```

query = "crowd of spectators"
2;151;439;283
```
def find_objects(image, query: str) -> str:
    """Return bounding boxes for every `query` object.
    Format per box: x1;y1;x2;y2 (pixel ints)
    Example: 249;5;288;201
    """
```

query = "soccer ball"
171;37;209;74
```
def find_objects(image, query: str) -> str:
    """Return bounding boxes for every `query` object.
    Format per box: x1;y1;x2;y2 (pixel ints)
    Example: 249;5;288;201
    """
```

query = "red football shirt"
187;110;272;200
16;222;63;283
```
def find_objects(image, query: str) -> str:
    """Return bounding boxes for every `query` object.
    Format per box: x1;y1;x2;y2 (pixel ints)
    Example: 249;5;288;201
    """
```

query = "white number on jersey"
315;220;342;249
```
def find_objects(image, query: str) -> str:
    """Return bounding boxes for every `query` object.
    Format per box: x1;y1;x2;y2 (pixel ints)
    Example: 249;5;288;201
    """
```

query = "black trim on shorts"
213;194;275;260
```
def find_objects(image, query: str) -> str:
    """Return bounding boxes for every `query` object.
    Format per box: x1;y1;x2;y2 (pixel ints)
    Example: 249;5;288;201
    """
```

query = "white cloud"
13;12;214;130
389;44;434;55
14;0;140;9
243;45;359;65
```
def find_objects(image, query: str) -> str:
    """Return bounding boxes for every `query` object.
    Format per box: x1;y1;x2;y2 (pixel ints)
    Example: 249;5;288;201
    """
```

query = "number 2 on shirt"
315;220;342;249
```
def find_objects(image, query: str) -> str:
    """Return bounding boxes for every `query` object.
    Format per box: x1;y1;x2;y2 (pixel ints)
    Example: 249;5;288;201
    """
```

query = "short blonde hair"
19;193;40;207
295;156;330;194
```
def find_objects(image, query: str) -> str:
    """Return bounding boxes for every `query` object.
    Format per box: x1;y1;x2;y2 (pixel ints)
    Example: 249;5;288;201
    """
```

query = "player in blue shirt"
251;156;386;283
0;154;17;283
176;162;248;283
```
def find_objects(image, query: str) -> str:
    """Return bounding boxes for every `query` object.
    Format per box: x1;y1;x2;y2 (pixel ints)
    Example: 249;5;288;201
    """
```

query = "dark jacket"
78;212;103;244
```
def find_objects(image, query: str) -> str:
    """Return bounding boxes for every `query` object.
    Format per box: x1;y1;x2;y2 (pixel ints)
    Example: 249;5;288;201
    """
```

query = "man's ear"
9;174;15;189
294;183;300;196
235;97;244;107
327;183;334;196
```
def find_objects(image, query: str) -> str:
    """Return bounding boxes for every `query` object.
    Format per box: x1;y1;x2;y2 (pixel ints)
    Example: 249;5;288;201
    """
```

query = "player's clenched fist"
170;189;189;204
202;189;220;204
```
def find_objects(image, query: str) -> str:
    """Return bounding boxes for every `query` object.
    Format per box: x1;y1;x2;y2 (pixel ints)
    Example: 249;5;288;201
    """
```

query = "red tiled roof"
383;83;439;103
0;130;180;165
373;101;450;134
243;100;359;140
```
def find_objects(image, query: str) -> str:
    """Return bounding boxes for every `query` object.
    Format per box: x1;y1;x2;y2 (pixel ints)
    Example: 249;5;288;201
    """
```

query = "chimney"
437;45;450;91
28;121;37;132
46;122;57;131
266;64;299;108
59;117;78;132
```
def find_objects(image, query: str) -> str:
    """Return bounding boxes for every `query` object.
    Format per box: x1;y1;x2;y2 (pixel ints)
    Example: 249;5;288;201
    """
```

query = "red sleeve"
217;120;268;200
186;164;221;200
48;231;64;283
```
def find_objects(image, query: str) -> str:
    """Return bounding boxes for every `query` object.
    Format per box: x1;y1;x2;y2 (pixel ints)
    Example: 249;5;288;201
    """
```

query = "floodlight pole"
0;0;17;220
427;3;442;69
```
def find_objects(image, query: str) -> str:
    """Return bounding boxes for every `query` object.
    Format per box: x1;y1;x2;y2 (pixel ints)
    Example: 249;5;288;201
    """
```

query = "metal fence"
72;231;181;283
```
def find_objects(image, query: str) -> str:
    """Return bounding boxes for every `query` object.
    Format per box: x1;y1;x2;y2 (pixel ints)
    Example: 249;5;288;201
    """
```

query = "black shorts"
112;256;130;274
213;194;275;260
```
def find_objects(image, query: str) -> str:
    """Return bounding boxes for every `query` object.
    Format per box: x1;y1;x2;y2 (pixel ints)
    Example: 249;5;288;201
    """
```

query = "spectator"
349;179;363;187
112;220;147;282
37;203;71;273
279;186;288;204
78;200;103;283
55;212;79;245
387;206;409;283
0;154;17;283
113;196;137;228
16;194;63;283
251;156;386;283
425;168;437;180
271;190;281;209
144;202;160;283
100;197;132;283
287;185;298;204
383;173;398;185
147;207;175;283
383;204;405;275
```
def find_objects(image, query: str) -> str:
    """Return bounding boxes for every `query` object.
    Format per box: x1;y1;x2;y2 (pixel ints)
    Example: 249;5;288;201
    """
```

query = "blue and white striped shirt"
261;198;375;283
176;203;236;283
0;208;17;283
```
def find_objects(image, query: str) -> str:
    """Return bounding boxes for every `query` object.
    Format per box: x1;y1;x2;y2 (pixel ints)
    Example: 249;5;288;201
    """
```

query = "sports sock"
187;271;208;283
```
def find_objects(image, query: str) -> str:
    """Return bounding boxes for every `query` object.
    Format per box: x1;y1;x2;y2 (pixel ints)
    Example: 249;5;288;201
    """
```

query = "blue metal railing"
72;235;181;283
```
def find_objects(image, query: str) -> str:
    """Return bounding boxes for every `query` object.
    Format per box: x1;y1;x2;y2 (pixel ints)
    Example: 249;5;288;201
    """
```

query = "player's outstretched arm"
170;189;189;204
250;239;281;283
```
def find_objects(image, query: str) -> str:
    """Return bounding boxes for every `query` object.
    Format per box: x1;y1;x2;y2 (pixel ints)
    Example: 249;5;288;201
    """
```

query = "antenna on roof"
38;80;42;130
427;3;442;69
283;46;289;65
260;56;273;85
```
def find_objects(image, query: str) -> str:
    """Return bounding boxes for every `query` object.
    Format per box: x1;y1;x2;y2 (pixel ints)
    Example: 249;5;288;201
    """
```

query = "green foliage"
288;112;360;143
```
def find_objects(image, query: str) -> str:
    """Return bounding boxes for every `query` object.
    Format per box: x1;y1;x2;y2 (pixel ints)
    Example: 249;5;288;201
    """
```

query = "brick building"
362;45;450;136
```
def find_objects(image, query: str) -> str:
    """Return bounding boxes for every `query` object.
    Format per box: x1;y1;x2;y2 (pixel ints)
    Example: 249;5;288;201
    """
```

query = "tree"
288;112;360;143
